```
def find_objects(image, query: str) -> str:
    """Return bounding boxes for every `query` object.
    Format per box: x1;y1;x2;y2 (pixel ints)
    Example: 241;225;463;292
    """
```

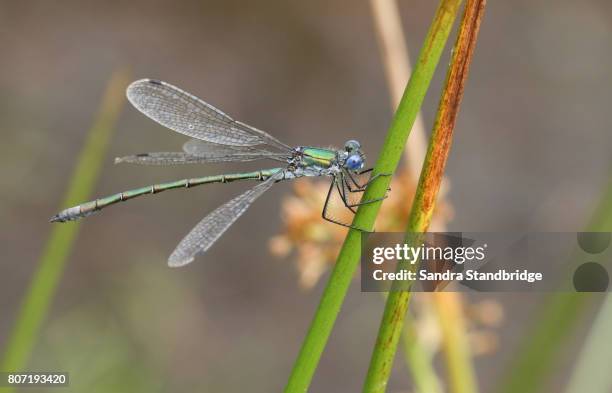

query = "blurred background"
1;0;611;392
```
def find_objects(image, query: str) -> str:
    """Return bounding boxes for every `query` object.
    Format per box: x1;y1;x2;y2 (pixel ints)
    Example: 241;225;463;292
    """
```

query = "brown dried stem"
363;1;487;392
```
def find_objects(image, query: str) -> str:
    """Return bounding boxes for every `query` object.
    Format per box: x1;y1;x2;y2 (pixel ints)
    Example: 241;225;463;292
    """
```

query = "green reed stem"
497;176;612;393
401;312;443;393
433;293;479;393
0;70;129;386
363;1;485;391
283;2;463;392
565;294;612;393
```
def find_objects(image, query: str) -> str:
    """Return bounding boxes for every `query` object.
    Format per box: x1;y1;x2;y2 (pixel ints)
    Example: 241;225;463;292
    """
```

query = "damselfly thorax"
51;79;388;266
284;146;348;179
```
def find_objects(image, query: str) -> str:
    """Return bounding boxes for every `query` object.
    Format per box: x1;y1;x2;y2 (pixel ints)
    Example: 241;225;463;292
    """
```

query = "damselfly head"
343;140;365;171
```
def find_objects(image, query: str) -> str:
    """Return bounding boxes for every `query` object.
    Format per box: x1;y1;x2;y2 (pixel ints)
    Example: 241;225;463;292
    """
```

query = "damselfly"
51;79;388;266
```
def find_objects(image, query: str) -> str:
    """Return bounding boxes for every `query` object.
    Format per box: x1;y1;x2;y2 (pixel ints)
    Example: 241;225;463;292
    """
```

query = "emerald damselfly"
51;79;388;266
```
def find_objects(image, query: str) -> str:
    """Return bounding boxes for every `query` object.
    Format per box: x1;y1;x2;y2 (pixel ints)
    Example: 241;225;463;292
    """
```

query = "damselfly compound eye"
344;140;361;152
345;154;363;170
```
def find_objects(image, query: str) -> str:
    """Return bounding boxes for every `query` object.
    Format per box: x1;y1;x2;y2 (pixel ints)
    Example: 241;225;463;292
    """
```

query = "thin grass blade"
0;69;130;384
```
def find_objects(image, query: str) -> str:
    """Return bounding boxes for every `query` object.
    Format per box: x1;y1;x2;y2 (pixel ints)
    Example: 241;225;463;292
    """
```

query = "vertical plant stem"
432;293;478;393
0;70;129;383
370;1;477;391
369;0;429;176
497;176;612;393
564;294;612;393
363;1;486;392
283;1;463;392
371;2;461;392
400;312;444;393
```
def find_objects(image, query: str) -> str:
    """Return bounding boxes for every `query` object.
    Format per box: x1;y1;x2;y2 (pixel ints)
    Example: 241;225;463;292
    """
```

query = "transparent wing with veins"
182;139;289;162
168;170;284;267
115;139;290;166
126;79;292;151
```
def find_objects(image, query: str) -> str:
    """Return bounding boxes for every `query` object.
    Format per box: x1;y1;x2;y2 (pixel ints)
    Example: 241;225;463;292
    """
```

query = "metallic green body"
302;147;336;168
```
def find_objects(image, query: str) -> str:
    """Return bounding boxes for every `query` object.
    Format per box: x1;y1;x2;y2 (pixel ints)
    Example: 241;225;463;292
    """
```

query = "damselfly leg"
321;171;391;231
344;168;392;192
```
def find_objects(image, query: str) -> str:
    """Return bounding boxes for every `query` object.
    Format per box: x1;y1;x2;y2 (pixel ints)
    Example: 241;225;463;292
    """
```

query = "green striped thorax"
291;140;365;176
